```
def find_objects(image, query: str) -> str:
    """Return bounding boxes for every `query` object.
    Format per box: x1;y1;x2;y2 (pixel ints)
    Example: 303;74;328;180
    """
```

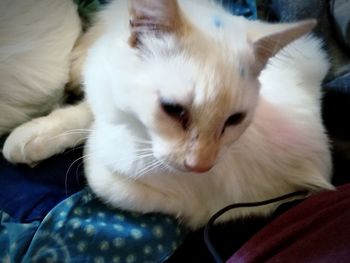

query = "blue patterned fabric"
0;213;40;263
1;189;187;263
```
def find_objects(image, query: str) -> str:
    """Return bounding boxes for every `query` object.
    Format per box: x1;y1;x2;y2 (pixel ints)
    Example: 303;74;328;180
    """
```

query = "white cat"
3;0;333;229
83;0;333;228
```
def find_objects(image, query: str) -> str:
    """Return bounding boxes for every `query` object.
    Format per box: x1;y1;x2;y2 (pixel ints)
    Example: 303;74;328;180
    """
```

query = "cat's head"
121;0;316;174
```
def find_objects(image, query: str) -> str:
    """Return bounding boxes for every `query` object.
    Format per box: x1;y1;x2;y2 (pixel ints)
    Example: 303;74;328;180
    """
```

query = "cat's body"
83;0;333;228
0;0;81;135
2;0;333;229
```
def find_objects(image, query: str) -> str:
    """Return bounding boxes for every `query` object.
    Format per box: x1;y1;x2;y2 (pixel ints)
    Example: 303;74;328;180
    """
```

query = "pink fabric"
228;184;350;263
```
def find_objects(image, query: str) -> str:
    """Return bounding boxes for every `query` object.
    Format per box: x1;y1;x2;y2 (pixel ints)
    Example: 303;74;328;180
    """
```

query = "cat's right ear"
248;19;316;76
128;0;184;48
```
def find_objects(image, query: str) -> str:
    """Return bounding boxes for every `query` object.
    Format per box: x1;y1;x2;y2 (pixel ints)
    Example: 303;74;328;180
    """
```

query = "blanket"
0;189;186;263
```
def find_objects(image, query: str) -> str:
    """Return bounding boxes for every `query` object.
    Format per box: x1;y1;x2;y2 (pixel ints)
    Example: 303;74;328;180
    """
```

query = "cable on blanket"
203;190;308;263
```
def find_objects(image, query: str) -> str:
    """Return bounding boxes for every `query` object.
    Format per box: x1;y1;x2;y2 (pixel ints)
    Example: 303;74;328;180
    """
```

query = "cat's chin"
161;160;212;175
158;160;184;173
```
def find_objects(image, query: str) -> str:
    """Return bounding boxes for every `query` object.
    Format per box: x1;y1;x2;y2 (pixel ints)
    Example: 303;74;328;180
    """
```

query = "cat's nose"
184;160;212;173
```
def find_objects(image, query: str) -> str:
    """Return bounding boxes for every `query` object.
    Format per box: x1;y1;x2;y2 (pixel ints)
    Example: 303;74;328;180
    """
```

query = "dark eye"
225;112;245;127
160;100;189;129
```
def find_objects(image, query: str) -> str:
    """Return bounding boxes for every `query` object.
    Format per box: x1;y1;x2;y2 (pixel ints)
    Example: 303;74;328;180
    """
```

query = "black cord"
203;190;308;263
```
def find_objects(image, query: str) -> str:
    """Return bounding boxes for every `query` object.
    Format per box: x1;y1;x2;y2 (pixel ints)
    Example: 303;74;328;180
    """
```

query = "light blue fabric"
0;213;40;263
1;188;187;263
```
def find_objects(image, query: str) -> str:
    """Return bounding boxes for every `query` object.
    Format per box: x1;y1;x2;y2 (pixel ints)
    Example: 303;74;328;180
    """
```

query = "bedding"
0;147;188;263
0;188;186;263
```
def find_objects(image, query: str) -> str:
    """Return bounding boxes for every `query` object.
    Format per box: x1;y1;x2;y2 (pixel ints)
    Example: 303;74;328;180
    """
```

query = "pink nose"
184;160;212;173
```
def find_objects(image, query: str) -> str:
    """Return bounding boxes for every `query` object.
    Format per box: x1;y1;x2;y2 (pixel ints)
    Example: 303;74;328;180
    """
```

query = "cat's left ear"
128;0;184;47
248;19;317;75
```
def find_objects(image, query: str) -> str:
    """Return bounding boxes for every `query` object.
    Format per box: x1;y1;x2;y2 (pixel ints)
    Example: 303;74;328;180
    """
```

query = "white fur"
0;0;81;135
3;101;92;164
83;0;333;229
0;0;89;163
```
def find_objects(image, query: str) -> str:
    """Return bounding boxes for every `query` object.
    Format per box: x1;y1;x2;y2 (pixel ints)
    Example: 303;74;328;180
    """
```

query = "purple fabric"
228;184;350;263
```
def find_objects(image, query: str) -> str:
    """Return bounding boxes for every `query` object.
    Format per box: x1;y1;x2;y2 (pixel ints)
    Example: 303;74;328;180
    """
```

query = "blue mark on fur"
239;66;245;78
213;15;223;28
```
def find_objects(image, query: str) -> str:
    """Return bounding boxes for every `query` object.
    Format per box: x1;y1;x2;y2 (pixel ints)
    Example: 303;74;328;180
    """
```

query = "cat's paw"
2;117;83;165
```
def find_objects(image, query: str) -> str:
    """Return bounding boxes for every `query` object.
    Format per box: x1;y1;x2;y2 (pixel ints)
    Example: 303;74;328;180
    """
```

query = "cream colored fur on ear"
249;20;317;74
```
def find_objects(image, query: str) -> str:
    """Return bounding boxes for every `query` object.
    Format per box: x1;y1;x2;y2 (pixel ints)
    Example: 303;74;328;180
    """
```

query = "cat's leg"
2;101;92;165
85;154;183;219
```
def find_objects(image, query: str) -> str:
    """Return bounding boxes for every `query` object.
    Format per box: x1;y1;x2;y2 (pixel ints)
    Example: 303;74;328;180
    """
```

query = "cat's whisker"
63;139;91;154
61;128;94;133
75;158;86;184
133;148;151;152
134;154;154;160
133;147;154;157
73;135;91;146
45;130;92;145
82;146;155;170
64;153;92;196
44;136;89;154
158;161;170;173
135;142;153;147
139;159;160;173
51;129;92;138
64;145;85;154
104;151;152;167
70;128;94;132
135;140;152;144
135;159;163;177
134;149;153;154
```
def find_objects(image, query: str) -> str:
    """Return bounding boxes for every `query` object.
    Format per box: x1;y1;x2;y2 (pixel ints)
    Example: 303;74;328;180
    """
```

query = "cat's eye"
160;100;189;129
224;112;245;127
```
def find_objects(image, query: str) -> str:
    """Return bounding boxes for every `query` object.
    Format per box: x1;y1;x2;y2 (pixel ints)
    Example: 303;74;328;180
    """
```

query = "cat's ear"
128;0;183;47
248;19;316;75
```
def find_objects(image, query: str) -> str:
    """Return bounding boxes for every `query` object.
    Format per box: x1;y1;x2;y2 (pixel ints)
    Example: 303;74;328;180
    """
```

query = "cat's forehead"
192;43;250;99
143;25;255;112
157;42;250;102
153;54;196;104
156;49;243;105
192;59;242;112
